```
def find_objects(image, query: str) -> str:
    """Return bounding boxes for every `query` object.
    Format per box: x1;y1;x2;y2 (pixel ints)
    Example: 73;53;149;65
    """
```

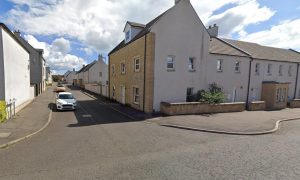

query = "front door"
121;86;126;104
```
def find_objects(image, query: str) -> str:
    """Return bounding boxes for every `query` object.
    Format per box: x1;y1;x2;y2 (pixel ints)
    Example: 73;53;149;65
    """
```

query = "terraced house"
109;0;300;113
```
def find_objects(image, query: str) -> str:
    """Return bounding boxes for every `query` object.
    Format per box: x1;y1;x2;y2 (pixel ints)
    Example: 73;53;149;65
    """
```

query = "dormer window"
125;30;130;42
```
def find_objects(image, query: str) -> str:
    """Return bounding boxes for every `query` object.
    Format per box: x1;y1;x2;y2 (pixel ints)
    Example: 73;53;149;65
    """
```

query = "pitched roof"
127;21;146;29
77;61;97;74
109;8;171;55
221;38;300;63
209;38;249;57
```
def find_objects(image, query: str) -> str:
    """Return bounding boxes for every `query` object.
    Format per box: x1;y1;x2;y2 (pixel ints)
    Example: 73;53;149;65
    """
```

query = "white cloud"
6;0;267;53
24;35;86;74
206;0;275;37
240;19;300;51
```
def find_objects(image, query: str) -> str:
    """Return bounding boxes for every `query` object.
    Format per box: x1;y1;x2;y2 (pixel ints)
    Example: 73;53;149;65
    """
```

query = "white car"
56;92;77;111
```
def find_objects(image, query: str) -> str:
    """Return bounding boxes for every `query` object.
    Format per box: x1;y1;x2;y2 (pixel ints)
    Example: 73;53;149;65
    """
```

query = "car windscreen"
59;94;74;99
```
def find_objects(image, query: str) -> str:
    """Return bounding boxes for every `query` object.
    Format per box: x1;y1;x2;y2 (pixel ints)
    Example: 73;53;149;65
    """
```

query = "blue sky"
0;0;299;74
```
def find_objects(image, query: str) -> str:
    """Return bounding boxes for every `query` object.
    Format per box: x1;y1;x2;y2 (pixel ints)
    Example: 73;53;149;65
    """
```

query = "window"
167;56;175;71
121;63;126;74
99;72;102;77
255;63;260;75
112;86;116;97
133;87;139;104
111;64;115;76
235;61;240;73
267;64;272;75
279;65;283;76
217;59;223;72
188;57;196;71
134;57;140;72
125;31;130;41
186;88;194;102
288;65;292;77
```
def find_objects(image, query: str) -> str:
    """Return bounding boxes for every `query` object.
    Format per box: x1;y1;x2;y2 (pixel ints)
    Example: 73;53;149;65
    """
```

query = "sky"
0;0;299;74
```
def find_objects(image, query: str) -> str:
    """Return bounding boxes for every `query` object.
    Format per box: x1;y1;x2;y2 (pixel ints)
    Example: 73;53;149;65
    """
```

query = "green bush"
0;101;6;123
196;83;225;104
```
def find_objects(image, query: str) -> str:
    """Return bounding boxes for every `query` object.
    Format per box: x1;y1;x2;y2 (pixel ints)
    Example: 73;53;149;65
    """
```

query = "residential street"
1;88;300;179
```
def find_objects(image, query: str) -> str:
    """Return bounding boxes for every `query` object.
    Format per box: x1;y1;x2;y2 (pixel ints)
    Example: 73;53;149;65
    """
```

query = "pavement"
0;86;54;148
148;109;300;134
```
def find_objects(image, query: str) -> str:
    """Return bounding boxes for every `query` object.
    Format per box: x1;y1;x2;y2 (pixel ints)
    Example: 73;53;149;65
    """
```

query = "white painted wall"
1;27;31;107
150;0;210;111
66;71;76;84
207;54;251;102
249;59;298;102
88;61;100;83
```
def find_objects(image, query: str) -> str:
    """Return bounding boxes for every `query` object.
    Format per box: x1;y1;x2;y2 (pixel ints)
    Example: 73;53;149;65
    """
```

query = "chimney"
207;24;219;38
14;30;21;37
82;64;85;68
175;0;189;5
98;54;103;61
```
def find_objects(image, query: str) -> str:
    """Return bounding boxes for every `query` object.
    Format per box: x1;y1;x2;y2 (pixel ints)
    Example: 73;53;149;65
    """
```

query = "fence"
6;98;16;120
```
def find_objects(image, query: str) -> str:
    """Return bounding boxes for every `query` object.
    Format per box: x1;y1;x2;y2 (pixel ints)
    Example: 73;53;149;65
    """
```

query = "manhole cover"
0;133;11;138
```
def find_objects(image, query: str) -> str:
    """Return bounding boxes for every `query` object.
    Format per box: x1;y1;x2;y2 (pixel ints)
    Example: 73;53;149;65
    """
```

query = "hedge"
0;101;6;123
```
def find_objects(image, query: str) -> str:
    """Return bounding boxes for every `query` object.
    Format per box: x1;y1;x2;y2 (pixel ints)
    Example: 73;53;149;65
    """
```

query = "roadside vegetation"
0;101;6;123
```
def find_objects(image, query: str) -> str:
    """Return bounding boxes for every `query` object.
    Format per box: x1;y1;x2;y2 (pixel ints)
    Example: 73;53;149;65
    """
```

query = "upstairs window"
217;59;223;72
125;31;130;42
134;57;140;72
99;72;102;77
111;64;115;76
235;61;240;73
279;65;283;76
188;57;196;72
167;56;175;71
255;63;260;75
121;63;126;74
267;64;272;75
288;65;292;77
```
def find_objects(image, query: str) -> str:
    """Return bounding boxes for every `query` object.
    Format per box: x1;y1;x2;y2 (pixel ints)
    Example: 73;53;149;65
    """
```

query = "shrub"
0;101;6;123
196;83;225;104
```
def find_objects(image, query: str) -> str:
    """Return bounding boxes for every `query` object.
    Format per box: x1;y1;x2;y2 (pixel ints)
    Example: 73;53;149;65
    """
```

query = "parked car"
56;92;77;111
56;84;66;92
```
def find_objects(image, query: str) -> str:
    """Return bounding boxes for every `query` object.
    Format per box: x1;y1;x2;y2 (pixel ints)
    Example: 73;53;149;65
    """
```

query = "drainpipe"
143;34;147;112
294;63;300;99
246;58;253;109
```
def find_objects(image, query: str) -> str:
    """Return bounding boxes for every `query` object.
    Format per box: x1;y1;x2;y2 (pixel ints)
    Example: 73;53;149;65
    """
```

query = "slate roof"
127;21;146;29
209;38;250;57
76;61;97;74
220;38;300;63
109;9;171;55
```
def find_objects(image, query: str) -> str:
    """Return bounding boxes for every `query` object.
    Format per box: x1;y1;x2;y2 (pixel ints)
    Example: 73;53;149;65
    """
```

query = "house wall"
109;33;155;112
150;0;210;111
88;61;100;83
0;29;4;100
249;59;297;102
207;54;250;102
1;28;31;108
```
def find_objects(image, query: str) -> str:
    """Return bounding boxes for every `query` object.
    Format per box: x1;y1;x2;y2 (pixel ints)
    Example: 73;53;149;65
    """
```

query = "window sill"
189;69;196;72
167;69;175;72
267;74;272;76
217;70;223;73
235;71;241;74
133;102;139;105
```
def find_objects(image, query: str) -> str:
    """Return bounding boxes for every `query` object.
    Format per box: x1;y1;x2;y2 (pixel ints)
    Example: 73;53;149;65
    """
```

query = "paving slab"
0;87;54;147
148;109;300;133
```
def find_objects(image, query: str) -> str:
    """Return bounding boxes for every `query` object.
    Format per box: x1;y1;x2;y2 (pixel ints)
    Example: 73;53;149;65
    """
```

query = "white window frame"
267;64;272;76
279;65;283;76
217;59;223;72
133;87;139;104
121;62;126;74
288;65;292;77
134;57;140;72
235;61;241;73
167;55;175;71
255;63;260;75
188;57;196;72
125;30;130;42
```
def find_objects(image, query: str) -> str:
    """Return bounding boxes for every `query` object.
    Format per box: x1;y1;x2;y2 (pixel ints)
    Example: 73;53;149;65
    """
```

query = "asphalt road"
1;88;300;179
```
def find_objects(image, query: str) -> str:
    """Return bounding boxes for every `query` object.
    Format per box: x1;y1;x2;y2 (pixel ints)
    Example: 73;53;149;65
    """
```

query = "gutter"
143;34;147;112
246;58;254;109
294;63;300;99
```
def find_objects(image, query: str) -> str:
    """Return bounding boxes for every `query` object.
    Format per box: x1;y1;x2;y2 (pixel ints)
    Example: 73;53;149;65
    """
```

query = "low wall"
248;101;266;111
289;99;300;108
85;84;101;95
161;102;246;116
